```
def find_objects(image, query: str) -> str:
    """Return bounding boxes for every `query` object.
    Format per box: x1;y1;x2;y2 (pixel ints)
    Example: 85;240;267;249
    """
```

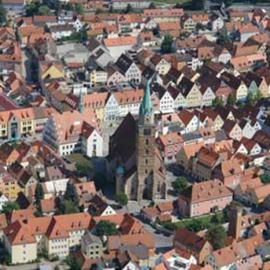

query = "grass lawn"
162;211;227;232
65;153;89;164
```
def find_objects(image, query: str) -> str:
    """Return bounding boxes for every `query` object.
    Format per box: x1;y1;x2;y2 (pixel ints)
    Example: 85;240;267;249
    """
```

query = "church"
108;80;167;201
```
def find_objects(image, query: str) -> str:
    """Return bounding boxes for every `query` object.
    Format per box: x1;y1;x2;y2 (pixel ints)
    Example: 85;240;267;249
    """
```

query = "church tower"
136;80;156;201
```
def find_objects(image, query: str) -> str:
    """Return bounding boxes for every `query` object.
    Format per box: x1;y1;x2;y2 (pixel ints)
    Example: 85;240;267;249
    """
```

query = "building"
113;81;167;201
43;110;103;157
174;228;213;264
178;180;233;217
4;213;92;264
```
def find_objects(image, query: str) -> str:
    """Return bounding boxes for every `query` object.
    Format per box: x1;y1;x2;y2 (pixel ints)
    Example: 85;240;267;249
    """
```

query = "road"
142;221;174;252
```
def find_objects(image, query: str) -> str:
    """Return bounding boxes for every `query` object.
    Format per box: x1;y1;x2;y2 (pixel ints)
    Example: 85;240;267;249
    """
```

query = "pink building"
156;132;183;164
178;179;233;217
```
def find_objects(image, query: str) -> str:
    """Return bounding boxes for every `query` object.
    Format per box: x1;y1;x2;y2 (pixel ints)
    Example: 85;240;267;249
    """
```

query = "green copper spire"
139;79;153;116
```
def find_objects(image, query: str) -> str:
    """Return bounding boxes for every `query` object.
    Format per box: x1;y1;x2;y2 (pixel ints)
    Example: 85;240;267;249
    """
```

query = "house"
213;159;243;189
143;8;184;23
0;171;22;201
174;228;213;264
49;24;74;40
210;13;224;31
155;248;197;270
153;84;174;113
178;110;199;134
222;120;242;141
178;180;233;218
149;54;171;75
88;60;108;87
156;132;183;163
114;54;141;85
234;177;262;203
158;22;181;38
104;89;144;121
81;232;104;259
4;213;92;264
246;184;270;207
43;110;103;157
237;23;259;42
103;36;137;60
200;86;216;107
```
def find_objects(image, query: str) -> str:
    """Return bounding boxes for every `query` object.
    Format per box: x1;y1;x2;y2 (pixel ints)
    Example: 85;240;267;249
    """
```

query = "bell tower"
136;80;156;201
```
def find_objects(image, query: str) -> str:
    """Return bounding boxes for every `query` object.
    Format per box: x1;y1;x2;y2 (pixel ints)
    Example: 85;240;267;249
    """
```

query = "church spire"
139;79;153;116
139;79;154;125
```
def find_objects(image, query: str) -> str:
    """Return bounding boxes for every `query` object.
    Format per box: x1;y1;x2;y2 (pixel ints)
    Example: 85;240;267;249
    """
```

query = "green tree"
75;4;84;14
96;221;118;236
38;5;51;15
216;30;230;46
206;225;227;250
25;2;39;16
115;193;128;206
190;0;205;10
149;2;156;8
75;160;93;178
95;8;103;15
227;93;236;106
93;173;108;190
66;255;82;270
64;181;79;206
35;183;44;205
1;201;19;215
0;0;6;26
58;199;79;214
125;3;133;14
212;97;224;107
246;92;256;105
260;174;270;184
172;177;187;194
161;34;173;54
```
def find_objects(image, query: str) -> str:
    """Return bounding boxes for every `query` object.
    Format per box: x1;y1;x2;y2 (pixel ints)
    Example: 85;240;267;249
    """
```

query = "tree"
75;4;84;14
115;193;128;206
149;2;156;9
96;221;118;236
124;3;133;14
35;183;44;205
93;173;108;190
260;174;270;184
95;8;103;15
161;34;173;54
212;97;224;107
1;201;19;215
58;199;79;214
172;177;187;194
216;31;230;46
64;181;79;206
206;225;227;250
66;255;82;270
190;0;205;10
25;2;39;16
38;5;51;15
0;0;6;26
227;93;236;106
75;160;93;178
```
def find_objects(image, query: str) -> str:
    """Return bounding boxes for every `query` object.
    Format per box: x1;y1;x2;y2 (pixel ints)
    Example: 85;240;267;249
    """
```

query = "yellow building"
4;213;91;264
0;174;22;201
